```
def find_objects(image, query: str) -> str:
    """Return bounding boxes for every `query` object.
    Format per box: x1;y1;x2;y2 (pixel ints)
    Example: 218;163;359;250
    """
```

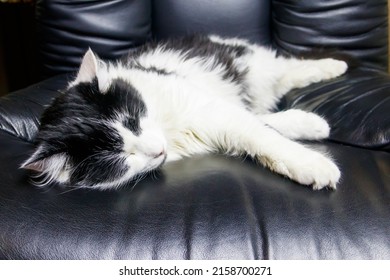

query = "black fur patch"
34;77;147;187
127;34;249;84
131;63;172;76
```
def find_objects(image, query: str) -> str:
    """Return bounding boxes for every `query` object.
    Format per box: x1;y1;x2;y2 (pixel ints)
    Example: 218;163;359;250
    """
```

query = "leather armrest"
0;74;69;142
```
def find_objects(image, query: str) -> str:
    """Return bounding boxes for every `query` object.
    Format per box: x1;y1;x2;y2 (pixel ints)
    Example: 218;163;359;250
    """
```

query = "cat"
20;34;347;191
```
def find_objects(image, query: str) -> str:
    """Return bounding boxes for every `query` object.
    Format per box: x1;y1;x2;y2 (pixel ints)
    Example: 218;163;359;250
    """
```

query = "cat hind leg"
275;58;348;95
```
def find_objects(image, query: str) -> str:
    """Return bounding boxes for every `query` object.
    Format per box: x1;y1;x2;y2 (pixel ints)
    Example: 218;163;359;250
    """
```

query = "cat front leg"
196;105;340;190
254;140;340;190
241;122;340;190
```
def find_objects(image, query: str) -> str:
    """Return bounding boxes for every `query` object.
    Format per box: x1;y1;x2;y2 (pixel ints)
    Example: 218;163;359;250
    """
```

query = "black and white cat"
21;35;347;190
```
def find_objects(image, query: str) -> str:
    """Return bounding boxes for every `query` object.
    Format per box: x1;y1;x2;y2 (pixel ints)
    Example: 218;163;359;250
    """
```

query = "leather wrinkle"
237;177;266;260
272;0;388;71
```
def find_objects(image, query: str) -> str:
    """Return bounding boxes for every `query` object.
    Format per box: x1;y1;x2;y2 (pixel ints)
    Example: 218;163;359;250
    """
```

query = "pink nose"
152;149;166;159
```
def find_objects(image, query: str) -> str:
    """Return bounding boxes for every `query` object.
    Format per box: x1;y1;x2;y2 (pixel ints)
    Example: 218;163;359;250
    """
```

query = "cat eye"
122;117;139;133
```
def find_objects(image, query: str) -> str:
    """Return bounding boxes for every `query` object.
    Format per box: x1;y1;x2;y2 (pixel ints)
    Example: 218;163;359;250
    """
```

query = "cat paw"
298;59;347;85
266;109;330;140
266;149;341;190
295;111;330;140
315;58;348;80
277;58;348;93
297;153;340;190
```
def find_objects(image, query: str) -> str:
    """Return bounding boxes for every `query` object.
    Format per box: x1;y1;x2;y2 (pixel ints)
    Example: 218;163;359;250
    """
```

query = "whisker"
129;172;147;191
58;185;84;195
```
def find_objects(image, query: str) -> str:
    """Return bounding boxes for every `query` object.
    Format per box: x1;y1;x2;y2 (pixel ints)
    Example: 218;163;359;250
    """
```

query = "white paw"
278;59;348;92
315;58;348;80
297;112;330;140
266;148;341;190
271;109;330;140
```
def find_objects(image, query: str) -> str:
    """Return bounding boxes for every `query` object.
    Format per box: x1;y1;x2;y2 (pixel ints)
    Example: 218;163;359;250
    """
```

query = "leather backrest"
272;0;388;71
36;0;388;77
35;0;152;78
152;0;271;45
36;0;271;78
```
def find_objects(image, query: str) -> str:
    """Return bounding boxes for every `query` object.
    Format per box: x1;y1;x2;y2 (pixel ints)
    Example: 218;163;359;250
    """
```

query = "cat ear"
20;144;67;173
74;48;99;84
74;48;110;93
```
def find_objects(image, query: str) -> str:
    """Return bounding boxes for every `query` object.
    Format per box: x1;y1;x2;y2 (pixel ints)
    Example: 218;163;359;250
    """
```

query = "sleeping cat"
21;35;347;190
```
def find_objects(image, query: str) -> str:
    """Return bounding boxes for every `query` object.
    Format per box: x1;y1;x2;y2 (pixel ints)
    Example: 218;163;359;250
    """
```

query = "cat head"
21;49;167;190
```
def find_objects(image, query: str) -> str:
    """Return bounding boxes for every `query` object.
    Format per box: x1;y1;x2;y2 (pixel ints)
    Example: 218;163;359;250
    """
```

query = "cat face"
21;50;167;190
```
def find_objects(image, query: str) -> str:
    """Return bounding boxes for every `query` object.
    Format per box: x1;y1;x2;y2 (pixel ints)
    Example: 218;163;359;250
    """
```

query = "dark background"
0;1;39;96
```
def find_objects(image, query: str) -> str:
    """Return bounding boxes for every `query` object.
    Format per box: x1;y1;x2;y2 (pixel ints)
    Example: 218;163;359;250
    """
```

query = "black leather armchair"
0;0;389;259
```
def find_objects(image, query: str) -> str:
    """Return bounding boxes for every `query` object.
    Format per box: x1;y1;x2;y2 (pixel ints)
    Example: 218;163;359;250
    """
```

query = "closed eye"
122;117;141;135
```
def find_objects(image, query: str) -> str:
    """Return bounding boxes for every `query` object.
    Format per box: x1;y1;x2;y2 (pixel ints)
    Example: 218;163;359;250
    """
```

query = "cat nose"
141;142;166;158
138;130;167;158
152;149;166;158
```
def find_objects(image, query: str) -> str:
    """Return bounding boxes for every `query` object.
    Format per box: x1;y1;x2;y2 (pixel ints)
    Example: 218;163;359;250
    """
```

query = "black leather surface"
0;74;68;142
272;0;388;71
0;129;389;259
35;0;152;78
36;0;271;78
152;0;271;45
